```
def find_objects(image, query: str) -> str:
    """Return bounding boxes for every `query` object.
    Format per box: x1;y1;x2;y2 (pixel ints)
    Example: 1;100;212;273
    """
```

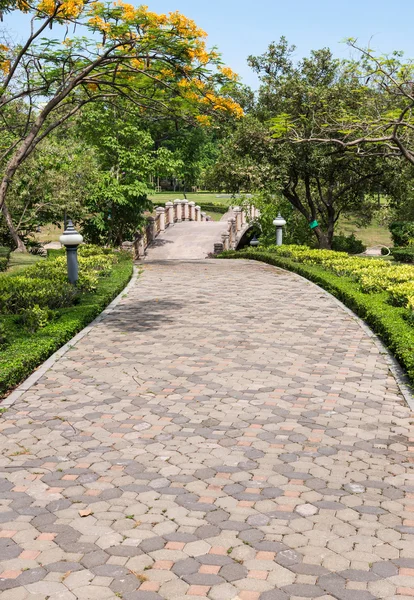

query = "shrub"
0;247;133;397
392;247;414;264
331;234;366;255
389;222;414;247
0;321;7;349
18;304;54;333
0;246;11;271
0;276;79;313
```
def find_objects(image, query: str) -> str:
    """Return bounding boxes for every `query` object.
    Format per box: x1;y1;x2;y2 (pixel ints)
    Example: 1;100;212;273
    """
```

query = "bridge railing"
219;205;260;252
128;199;208;259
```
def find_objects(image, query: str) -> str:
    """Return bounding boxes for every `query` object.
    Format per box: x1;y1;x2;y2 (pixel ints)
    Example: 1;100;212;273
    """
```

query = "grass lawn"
31;222;63;244
7;252;44;272
148;191;234;206
337;216;392;248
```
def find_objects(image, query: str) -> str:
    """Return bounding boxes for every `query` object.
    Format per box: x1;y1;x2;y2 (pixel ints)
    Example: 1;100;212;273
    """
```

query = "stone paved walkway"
0;259;413;600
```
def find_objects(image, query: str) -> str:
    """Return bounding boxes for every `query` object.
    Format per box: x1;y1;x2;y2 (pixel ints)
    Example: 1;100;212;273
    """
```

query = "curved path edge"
2;265;140;410
235;257;414;411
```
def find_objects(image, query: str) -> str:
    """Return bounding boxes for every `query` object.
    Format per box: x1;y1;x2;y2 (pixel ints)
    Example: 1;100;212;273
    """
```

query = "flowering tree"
0;0;242;250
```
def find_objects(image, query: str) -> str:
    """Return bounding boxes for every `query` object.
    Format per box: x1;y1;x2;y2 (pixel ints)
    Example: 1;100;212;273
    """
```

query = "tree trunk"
313;225;331;249
1;201;26;252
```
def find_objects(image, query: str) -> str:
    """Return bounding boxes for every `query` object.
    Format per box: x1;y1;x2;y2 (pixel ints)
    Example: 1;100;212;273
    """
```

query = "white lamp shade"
273;216;286;227
60;232;83;246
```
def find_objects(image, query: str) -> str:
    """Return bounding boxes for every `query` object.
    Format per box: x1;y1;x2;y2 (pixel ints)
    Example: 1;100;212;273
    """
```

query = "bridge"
124;199;260;259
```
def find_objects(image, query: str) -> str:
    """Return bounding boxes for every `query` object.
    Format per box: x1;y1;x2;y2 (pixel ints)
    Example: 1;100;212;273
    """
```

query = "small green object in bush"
392;247;414;264
332;234;366;255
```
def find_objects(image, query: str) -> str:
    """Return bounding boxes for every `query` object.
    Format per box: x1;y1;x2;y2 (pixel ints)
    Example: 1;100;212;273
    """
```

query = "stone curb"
1;265;140;409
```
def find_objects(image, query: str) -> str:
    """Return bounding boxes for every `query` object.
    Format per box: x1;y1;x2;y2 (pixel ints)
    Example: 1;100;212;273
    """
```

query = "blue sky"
6;0;414;88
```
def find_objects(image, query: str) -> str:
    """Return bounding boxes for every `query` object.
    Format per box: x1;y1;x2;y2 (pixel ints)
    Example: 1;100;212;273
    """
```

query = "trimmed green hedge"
219;249;414;387
392;247;414;264
0;255;133;398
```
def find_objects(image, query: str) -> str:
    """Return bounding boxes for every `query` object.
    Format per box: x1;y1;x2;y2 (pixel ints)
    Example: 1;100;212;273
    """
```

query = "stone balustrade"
219;205;260;252
124;201;260;259
130;199;209;259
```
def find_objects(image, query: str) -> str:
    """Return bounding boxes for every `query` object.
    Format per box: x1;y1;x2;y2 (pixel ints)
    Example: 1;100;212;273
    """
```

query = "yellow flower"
219;65;239;82
196;115;212;126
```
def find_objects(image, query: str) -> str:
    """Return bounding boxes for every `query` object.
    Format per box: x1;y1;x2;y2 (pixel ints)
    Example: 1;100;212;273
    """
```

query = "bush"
219;248;414;385
18;304;54;333
392;247;414;264
0;246;133;397
0;276;79;313
0;246;11;271
0;257;8;272
389;222;414;247
331;234;366;255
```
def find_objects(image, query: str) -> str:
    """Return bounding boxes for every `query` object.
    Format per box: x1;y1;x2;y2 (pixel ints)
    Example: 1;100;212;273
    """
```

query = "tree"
210;40;389;248
0;0;243;250
286;41;414;167
77;100;181;245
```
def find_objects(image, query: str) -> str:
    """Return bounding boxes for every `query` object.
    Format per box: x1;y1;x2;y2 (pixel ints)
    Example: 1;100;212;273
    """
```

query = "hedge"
219;249;414;387
392;247;414;264
0;253;133;398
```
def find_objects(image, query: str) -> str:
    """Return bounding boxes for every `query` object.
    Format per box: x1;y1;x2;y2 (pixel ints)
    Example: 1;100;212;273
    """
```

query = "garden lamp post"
59;220;83;284
273;213;286;246
250;235;259;248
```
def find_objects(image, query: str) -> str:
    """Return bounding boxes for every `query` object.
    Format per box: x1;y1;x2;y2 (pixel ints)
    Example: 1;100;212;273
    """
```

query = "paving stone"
219;563;248;582
0;258;411;600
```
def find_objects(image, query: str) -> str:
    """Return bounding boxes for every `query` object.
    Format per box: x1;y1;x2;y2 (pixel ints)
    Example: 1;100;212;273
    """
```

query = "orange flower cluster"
168;11;207;39
188;40;210;66
0;43;10;75
38;0;85;19
219;65;239;82
196;115;212;126
177;78;243;119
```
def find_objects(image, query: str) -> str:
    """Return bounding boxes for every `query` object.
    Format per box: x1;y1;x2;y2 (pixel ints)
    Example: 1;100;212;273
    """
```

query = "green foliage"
392;247;414;263
243;193;314;247
219;248;414;385
0;246;10;271
0;276;78;314
210;40;389;248
0;248;133;398
0;321;7;349
18;305;54;333
389;222;414;247
331;234;366;254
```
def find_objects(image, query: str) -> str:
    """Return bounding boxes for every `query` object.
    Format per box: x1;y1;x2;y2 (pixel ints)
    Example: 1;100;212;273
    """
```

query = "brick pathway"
0;259;413;600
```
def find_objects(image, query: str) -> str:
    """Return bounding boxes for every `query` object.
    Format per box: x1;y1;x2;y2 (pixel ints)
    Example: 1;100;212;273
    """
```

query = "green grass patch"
219;249;414;387
7;252;43;272
0;253;133;399
148;191;233;206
